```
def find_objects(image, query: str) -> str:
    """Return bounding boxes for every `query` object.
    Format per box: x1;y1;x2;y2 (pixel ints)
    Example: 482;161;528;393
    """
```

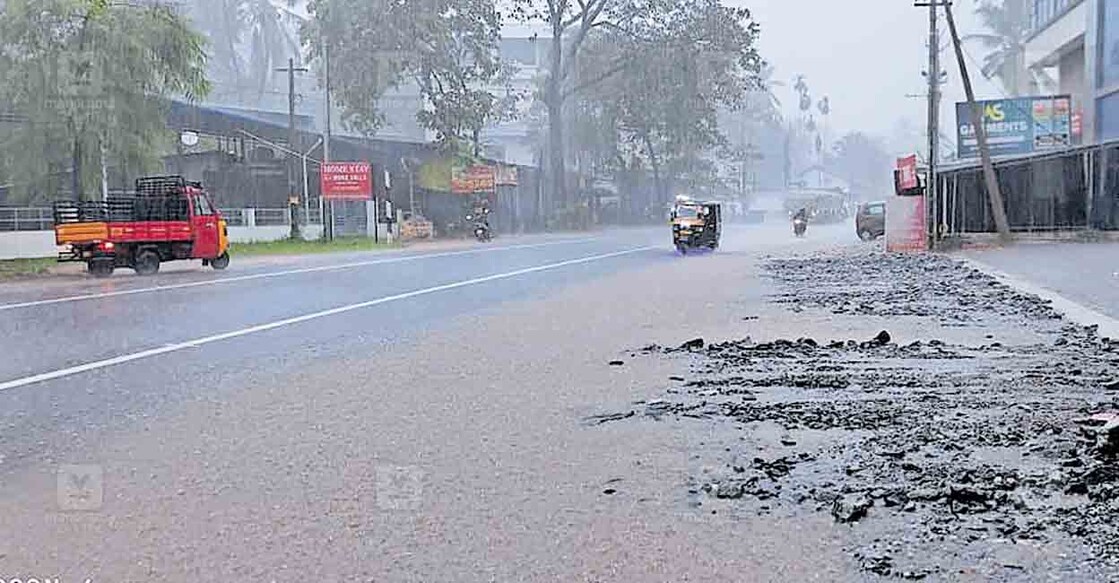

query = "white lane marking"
0;246;654;392
963;256;1119;339
0;239;597;312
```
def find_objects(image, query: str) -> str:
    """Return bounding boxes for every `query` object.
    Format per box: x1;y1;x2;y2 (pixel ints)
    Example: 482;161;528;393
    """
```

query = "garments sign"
956;95;1072;159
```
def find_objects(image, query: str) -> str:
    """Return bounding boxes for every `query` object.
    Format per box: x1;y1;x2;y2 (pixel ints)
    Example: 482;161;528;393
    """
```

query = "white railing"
0;207;53;232
1;206;325;231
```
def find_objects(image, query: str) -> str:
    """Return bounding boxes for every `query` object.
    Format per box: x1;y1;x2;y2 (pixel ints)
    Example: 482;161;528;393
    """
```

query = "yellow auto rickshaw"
671;198;722;254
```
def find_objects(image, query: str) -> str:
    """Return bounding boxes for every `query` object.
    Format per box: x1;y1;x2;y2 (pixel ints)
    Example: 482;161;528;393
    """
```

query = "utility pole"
322;42;334;241
323;42;332;164
944;4;1012;242
915;0;942;249
277;58;308;239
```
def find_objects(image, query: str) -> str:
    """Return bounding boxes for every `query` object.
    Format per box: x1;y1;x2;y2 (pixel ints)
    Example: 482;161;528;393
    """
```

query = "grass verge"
229;237;399;257
0;257;56;280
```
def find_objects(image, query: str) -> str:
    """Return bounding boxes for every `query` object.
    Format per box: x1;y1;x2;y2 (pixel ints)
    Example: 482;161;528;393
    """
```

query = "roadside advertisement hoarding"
886;196;927;253
495;165;519;186
451;165;496;194
896;155;919;191
955;95;1072;160
321;162;373;200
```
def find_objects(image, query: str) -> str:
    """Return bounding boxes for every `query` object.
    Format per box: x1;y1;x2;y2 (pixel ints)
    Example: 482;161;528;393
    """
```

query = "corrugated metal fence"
936;140;1119;235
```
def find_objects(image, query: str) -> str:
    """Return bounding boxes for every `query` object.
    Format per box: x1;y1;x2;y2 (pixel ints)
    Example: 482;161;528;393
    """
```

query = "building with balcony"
1025;0;1119;143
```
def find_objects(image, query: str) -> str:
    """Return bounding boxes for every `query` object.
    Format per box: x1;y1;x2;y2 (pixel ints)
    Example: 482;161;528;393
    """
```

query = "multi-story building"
1026;0;1119;143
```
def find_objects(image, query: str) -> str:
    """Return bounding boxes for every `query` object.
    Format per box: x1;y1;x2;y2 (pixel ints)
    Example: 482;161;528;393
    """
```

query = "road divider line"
0;246;655;392
0;239;598;312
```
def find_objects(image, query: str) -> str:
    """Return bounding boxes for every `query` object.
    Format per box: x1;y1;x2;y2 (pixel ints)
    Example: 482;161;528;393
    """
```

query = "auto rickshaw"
671;197;721;254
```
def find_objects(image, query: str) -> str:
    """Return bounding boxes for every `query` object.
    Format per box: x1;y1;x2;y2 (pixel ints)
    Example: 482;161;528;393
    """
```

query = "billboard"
896;155;918;191
451;165;495;194
956;95;1072;159
321;162;372;200
886;196;927;253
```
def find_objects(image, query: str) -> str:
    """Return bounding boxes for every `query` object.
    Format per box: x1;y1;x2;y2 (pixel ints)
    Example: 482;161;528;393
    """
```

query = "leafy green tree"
0;0;209;201
509;0;618;207
303;0;505;154
826;131;893;198
577;0;762;204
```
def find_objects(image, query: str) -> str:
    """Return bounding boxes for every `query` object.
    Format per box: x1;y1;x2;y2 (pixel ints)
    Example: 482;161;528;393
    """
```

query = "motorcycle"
793;218;807;238
467;208;492;242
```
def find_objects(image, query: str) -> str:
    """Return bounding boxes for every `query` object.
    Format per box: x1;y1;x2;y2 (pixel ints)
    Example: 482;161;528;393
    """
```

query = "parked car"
855;201;886;241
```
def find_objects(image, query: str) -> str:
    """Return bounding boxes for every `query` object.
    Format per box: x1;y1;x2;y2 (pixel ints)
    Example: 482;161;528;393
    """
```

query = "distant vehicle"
53;175;229;277
784;188;849;224
856;201;887;241
467;201;493;242
671;197;721;255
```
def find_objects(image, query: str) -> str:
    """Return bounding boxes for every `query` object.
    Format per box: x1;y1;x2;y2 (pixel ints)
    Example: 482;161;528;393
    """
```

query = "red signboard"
321;162;372;200
896;155;919;191
452;165;496;194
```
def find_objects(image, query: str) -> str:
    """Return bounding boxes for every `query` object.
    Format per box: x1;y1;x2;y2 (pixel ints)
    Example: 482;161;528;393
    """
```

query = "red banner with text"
321;162;373;200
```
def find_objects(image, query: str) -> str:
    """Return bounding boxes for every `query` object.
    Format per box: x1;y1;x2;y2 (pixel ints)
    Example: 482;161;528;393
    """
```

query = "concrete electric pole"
277;58;309;240
915;0;942;249
322;42;334;241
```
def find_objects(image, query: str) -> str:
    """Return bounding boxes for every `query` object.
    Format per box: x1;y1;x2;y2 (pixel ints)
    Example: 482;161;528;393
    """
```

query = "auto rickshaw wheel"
134;249;161;276
859;229;873;241
211;251;230;271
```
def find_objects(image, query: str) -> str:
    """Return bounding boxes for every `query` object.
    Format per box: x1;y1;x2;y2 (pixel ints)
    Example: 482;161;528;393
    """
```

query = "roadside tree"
576;0;762;205
303;0;508;155
0;0;209;202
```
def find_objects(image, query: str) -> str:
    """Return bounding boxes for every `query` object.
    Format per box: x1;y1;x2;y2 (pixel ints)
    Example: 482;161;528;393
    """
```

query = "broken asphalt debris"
592;250;1119;579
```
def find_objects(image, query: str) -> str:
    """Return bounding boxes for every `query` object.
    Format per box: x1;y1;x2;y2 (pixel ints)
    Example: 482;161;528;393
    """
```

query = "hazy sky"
734;0;1007;156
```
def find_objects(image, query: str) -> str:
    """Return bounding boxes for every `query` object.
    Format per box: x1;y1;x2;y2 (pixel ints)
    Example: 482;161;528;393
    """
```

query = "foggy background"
736;0;1008;158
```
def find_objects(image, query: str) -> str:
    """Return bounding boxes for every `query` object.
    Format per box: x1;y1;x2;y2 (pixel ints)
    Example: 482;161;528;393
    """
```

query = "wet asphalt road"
0;230;674;467
4;222;1117;581
0;221;876;581
964;241;1119;321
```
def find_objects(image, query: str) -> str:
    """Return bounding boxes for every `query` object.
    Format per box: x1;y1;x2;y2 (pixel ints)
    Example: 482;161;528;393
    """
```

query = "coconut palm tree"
758;63;783;114
188;0;250;101
245;0;301;98
965;0;1054;96
187;0;300;103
